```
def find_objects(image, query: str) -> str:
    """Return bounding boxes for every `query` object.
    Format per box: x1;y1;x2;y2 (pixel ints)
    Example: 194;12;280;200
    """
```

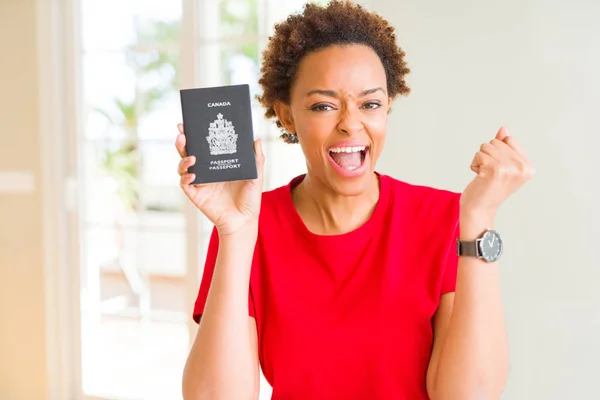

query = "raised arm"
182;226;260;400
175;123;265;400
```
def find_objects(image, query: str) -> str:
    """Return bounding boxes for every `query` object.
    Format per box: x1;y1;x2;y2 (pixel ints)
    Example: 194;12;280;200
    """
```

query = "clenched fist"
460;126;535;219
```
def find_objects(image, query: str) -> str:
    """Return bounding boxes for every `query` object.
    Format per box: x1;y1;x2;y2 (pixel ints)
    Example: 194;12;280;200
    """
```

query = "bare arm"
426;215;510;400
182;225;260;400
427;127;533;399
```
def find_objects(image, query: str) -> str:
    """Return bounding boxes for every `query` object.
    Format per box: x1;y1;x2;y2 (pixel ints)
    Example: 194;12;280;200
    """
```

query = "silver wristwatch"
456;229;503;262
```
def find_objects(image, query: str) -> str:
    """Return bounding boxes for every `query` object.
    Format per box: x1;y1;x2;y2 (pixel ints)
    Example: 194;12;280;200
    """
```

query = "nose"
337;105;364;136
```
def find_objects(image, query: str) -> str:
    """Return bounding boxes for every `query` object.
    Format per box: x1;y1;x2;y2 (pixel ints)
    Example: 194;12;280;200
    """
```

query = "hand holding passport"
176;84;264;235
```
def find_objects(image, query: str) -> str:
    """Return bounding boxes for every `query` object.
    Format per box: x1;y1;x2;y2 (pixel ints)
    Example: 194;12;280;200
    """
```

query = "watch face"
480;230;503;262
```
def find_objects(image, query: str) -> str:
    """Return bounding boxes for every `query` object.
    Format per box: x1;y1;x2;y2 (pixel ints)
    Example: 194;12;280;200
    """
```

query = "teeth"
329;146;366;153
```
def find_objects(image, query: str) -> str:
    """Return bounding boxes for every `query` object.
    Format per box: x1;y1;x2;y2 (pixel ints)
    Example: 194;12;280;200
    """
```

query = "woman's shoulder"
383;172;459;195
380;174;460;240
260;175;300;204
380;173;461;214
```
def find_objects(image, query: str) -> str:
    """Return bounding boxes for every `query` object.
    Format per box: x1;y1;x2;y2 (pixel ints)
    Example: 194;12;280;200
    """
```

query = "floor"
82;273;273;400
82;316;189;400
82;273;189;399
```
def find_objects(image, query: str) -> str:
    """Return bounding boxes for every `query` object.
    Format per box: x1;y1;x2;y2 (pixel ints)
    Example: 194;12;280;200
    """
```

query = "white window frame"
38;0;84;398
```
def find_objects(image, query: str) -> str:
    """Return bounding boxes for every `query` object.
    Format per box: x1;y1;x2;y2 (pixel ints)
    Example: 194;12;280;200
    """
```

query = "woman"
177;2;534;399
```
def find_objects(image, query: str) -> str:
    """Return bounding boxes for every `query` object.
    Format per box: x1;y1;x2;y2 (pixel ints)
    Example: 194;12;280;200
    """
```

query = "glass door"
78;1;190;399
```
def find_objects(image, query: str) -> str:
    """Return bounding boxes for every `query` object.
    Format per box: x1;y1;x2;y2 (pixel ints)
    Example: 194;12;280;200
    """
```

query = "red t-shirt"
194;173;461;400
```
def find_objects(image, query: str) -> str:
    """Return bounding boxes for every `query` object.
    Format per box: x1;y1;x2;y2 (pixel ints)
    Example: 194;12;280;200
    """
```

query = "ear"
273;101;295;133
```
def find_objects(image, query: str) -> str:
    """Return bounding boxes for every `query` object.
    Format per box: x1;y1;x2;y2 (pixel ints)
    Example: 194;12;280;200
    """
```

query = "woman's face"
276;44;391;196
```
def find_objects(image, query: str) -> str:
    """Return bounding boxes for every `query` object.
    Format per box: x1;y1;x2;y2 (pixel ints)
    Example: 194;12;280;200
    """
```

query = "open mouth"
328;145;369;171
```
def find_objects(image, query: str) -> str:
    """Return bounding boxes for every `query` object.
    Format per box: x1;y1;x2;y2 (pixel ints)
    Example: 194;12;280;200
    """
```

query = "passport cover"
180;84;258;184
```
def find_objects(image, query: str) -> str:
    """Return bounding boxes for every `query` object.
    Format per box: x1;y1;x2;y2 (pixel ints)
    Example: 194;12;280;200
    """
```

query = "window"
80;3;188;398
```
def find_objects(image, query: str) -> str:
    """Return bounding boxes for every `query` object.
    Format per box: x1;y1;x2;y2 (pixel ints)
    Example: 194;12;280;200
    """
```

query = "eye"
310;103;335;112
362;101;382;110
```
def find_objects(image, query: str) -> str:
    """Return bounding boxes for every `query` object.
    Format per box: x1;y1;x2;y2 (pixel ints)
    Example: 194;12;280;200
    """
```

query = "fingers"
481;134;523;164
180;172;196;186
178;152;197;194
492;126;528;158
179;173;198;201
488;127;532;169
495;126;509;141
470;150;496;174
176;123;209;201
178;155;196;176
175;123;187;158
469;127;534;184
254;138;264;164
479;141;505;162
178;158;197;199
502;135;530;163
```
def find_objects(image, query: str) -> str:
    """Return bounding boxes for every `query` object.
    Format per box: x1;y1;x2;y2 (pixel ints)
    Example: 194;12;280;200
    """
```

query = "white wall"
372;0;600;398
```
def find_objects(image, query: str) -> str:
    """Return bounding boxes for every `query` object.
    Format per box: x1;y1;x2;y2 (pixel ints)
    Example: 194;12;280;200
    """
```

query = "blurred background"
0;0;598;399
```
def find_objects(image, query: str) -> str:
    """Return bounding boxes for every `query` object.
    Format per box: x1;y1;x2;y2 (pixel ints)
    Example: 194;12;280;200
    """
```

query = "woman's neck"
292;172;380;235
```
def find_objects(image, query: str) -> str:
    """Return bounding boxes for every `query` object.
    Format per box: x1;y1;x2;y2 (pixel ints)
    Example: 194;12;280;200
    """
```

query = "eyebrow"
305;87;386;98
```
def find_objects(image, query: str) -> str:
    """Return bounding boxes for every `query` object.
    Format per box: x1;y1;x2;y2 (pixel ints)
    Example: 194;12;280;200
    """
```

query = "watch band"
456;238;480;258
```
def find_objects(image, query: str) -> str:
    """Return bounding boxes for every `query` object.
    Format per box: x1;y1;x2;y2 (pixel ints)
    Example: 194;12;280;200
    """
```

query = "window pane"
221;42;260;90
134;14;182;48
81;1;135;52
84;47;181;141
219;0;260;39
137;91;183;140
80;2;187;399
81;139;140;223
83;52;136;140
137;140;185;212
81;0;182;52
196;42;261;97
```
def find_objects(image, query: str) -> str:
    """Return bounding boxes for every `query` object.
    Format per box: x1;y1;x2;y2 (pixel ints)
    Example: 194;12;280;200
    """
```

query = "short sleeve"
192;226;256;323
440;194;461;294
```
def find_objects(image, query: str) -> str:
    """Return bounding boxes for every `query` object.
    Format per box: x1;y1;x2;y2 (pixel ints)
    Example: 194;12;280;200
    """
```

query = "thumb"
495;126;509;141
254;138;265;182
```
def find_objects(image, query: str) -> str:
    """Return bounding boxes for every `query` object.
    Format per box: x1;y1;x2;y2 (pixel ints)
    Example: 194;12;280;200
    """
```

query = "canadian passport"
180;84;258;184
